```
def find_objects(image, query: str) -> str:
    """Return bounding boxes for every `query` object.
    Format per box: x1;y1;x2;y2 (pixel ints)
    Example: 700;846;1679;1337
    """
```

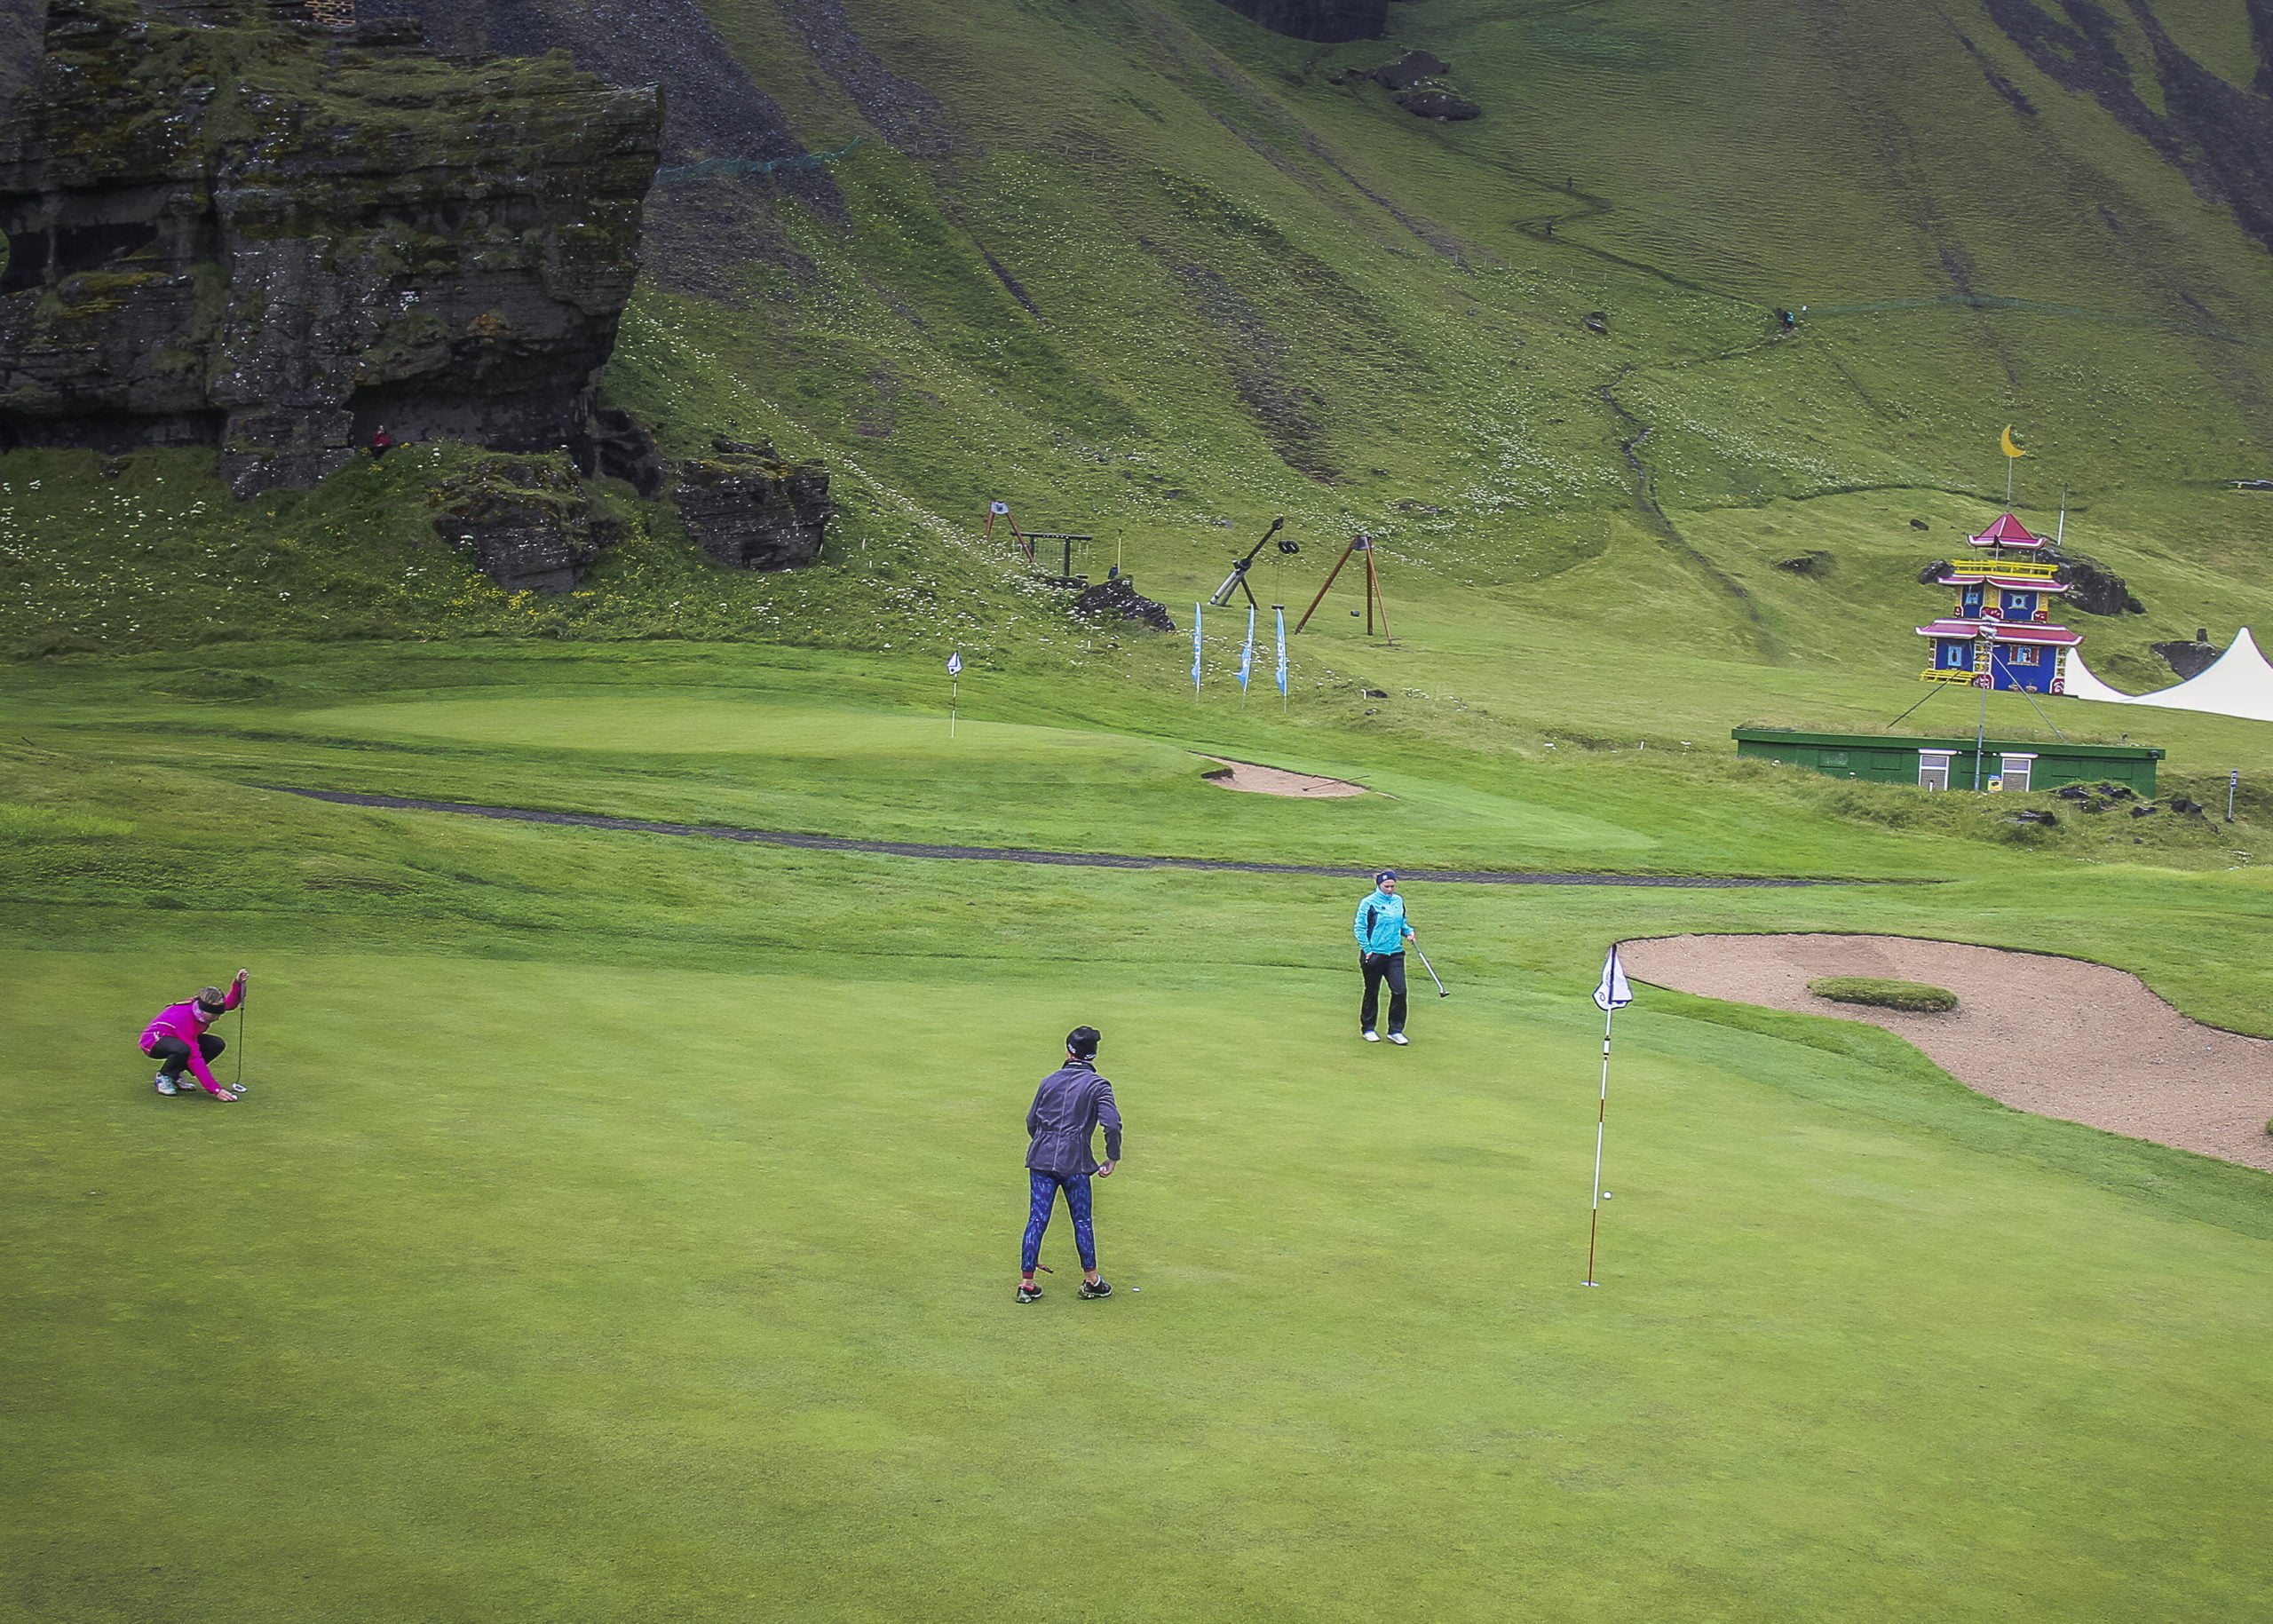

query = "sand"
1622;932;2273;1172
1197;756;1368;797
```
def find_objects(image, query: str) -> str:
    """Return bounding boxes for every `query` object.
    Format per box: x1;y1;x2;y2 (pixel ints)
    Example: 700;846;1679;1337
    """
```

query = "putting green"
297;691;1196;765
276;687;1659;859
9;943;2269;1621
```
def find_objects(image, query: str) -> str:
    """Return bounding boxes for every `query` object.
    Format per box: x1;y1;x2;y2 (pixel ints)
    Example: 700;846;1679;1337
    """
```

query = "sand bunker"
1197;756;1368;798
1622;933;2273;1172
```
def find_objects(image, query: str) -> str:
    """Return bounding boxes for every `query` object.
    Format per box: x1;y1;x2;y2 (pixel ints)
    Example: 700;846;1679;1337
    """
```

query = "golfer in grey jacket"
1018;1026;1121;1303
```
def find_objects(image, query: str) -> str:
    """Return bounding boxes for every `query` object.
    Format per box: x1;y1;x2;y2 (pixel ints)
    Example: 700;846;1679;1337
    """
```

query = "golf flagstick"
1414;942;1448;997
1584;945;1634;1286
231;972;249;1094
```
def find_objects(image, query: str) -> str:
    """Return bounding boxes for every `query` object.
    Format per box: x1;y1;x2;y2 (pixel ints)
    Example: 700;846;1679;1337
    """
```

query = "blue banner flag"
1238;606;1255;692
1192;604;1203;693
1274;606;1288;697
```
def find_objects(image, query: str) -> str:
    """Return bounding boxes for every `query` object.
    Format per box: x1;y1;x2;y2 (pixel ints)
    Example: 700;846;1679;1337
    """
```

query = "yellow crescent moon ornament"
2000;425;2027;458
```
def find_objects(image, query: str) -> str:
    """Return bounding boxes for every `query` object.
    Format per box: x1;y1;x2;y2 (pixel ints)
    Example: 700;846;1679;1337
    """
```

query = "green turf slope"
8;825;2273;1620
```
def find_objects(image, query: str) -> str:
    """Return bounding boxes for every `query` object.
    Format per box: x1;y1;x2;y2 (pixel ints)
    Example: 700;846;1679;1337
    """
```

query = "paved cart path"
266;787;1841;889
1625;933;2273;1171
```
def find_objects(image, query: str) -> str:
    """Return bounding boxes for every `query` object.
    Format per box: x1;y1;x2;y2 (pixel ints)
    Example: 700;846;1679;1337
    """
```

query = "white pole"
950;677;957;739
1584;1000;1614;1286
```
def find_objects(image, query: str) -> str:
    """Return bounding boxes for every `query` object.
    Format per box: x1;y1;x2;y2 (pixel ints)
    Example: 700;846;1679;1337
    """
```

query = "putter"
1414;943;1449;997
232;973;249;1092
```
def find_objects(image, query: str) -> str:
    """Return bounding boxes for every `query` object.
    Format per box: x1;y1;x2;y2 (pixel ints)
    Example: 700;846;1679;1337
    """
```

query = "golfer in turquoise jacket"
1353;870;1415;1043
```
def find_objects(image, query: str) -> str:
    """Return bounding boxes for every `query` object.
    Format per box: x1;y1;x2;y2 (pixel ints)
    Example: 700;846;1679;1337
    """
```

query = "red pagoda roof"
1936;572;2071;591
1967;512;2046;548
1914;619;2081;646
1987;622;2081;646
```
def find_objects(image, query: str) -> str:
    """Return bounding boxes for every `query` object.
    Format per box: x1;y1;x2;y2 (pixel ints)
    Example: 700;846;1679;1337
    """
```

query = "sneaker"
1079;1278;1113;1300
1017;1281;1043;1304
1362;1030;1381;1042
1388;1033;1409;1046
154;1073;178;1096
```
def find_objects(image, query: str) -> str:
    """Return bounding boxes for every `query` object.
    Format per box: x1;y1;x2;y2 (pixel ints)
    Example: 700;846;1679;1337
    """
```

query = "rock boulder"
672;438;832;571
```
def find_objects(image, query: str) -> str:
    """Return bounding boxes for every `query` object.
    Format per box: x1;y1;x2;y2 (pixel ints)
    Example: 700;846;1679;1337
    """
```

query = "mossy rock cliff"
0;0;660;494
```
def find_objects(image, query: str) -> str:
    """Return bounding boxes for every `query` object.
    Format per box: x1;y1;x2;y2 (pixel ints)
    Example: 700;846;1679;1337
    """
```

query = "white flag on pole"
1593;945;1633;1012
946;651;962;676
1238;606;1255;691
1192;604;1203;693
1274;606;1287;697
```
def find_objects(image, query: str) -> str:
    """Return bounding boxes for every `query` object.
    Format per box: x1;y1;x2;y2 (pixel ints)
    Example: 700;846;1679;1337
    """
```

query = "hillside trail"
1625;932;2273;1172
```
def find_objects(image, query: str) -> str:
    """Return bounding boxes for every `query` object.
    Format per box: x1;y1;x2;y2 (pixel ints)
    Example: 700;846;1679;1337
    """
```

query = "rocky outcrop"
2152;638;2220;680
1073;577;1175;631
0;0;661;495
1214;0;1383;44
427;454;622;594
2052;555;2146;616
672;438;832;570
1397;87;1481;122
1334;51;1482;121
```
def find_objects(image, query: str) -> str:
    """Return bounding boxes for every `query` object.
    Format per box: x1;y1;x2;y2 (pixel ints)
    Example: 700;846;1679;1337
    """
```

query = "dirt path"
1624;933;2273;1171
1198;757;1367;798
265;787;1836;889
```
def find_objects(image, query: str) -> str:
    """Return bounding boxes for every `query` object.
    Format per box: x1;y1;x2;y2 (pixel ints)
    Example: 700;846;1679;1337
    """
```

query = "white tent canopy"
2063;628;2273;723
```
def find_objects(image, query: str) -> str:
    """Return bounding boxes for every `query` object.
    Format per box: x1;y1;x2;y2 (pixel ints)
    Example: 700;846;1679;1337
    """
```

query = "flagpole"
1584;997;1614;1287
951;677;957;738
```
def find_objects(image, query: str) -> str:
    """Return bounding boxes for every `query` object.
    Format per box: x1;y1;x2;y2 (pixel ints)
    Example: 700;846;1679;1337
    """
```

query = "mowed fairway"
9;931;2272;1621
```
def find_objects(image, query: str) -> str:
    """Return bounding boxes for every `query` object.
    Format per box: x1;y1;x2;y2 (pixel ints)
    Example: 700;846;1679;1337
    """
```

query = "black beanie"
1066;1026;1101;1060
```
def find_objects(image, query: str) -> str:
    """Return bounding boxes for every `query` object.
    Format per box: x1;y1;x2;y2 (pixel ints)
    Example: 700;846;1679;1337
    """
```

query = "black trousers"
147;1032;223;1079
1359;951;1407;1034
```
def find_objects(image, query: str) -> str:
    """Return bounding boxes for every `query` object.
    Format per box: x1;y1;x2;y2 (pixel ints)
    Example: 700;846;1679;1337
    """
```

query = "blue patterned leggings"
1022;1170;1096;1273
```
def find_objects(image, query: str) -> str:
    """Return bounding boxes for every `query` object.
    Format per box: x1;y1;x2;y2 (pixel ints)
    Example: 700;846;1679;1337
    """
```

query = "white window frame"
1999;752;2037;792
1919;749;1954;792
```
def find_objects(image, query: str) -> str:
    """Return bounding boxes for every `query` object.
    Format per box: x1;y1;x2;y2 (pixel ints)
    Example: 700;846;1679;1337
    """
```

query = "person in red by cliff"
368;425;395;461
141;970;247;1100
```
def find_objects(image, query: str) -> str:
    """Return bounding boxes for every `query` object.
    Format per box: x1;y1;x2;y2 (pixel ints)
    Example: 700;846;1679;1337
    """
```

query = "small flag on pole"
1273;606;1287;699
1192;604;1204;694
1238;606;1255;693
946;651;962;737
946;651;962;677
1593;945;1632;1011
1586;943;1632;1287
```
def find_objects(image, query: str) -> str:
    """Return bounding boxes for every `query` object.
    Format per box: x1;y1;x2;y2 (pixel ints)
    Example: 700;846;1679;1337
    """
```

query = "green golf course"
9;0;2273;1615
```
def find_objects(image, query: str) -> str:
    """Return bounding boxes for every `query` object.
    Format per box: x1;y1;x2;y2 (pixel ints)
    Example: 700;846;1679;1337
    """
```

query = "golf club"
1414;943;1449;997
232;968;249;1092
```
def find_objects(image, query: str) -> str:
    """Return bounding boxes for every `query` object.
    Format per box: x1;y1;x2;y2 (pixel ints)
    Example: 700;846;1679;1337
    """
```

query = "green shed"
1731;728;2162;795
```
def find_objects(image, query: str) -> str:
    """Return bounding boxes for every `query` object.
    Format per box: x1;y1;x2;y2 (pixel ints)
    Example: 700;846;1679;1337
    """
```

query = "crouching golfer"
1354;870;1415;1044
141;970;247;1100
1018;1026;1121;1304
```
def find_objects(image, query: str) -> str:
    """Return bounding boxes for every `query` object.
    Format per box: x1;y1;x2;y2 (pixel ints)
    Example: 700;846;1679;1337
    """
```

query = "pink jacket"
140;983;241;1095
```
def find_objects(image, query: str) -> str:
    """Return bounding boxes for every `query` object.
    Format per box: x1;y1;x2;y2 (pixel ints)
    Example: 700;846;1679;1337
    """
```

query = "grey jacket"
1025;1058;1122;1176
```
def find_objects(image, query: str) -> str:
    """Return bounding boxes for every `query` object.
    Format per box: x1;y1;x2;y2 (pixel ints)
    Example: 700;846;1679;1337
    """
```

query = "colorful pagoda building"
1915;511;2081;694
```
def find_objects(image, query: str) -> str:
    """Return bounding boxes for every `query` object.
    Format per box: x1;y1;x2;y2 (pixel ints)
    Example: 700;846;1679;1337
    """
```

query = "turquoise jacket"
1353;888;1410;955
